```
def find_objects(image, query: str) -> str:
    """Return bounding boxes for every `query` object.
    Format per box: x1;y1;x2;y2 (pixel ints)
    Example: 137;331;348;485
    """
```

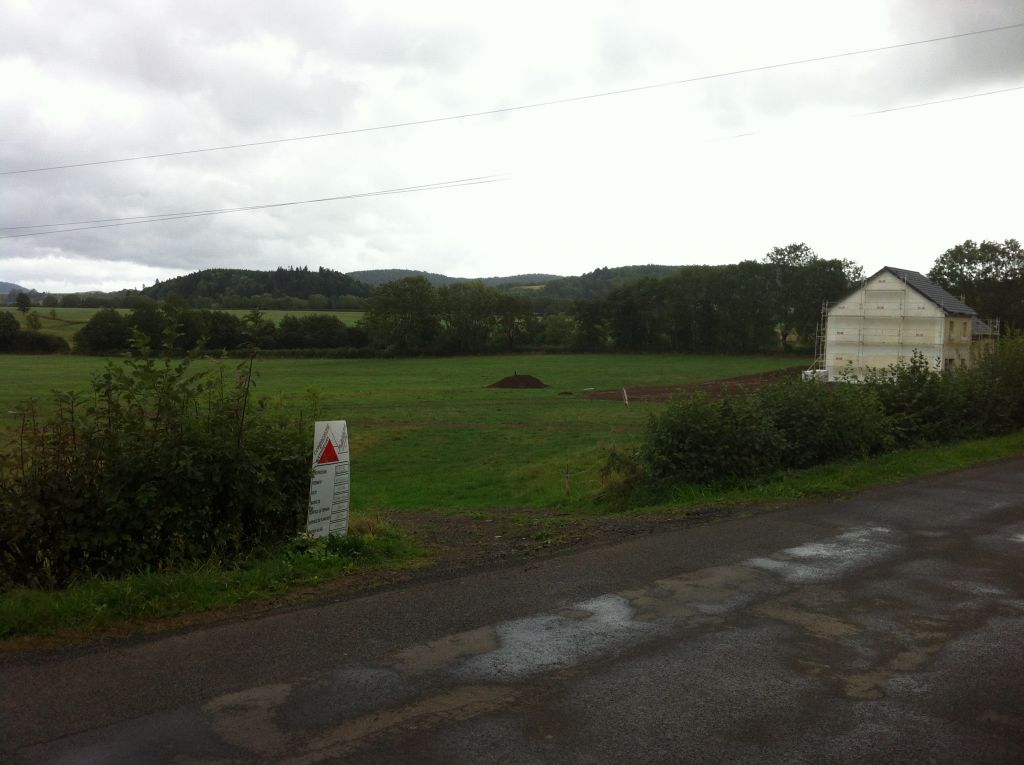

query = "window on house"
962;321;968;339
948;320;955;340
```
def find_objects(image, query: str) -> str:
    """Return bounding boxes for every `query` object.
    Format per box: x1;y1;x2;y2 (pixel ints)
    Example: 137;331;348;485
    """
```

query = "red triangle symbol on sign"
317;440;340;465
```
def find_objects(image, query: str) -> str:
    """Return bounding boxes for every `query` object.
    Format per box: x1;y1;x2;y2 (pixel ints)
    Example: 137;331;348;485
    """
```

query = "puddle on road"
745;527;898;583
391;626;499;675
383;526;900;683
203;682;291;755
456;595;655;681
753;587;859;641
623;565;767;621
31;520;1024;765
189;525;912;761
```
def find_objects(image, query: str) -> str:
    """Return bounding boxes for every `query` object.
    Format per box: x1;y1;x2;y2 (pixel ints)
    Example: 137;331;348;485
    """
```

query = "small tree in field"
15;292;31;313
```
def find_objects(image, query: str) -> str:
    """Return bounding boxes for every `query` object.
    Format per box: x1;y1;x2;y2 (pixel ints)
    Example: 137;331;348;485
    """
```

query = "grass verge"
637;430;1024;513
0;517;422;644
4;433;1021;647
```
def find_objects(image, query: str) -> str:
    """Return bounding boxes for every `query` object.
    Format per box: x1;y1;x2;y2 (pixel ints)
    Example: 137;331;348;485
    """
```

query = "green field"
219;308;365;325
0;307;365;348
0;353;804;513
7;350;1024;642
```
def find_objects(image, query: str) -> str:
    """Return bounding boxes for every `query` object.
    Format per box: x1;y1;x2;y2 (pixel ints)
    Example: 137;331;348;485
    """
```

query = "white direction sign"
306;420;350;538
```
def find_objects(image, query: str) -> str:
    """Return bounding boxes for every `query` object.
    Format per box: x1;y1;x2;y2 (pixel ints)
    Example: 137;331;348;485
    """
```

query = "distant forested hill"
141;267;372;302
1;281;28;293
346;269;459;287
347;269;560;288
538;265;682;299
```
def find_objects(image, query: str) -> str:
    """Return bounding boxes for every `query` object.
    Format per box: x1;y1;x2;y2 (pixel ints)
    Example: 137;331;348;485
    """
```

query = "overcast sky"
1;0;1022;293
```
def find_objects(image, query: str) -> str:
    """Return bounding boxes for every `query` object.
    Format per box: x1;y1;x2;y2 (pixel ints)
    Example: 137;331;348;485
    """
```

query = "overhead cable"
719;83;1024;139
3;80;1022;238
0;176;507;239
2;22;1021;176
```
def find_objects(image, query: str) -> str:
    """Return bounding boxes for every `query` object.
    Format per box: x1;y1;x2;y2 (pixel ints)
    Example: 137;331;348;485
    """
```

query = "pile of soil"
488;374;549;389
585;365;805;402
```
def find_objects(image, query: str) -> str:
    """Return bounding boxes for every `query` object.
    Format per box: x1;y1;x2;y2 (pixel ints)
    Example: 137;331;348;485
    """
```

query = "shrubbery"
760;377;892;467
607;339;1024;499
0;312;69;354
0;340;313;589
637;395;784;485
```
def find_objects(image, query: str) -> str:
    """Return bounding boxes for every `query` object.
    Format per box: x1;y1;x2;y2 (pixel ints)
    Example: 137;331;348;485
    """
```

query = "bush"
637;393;784;485
608;338;1024;501
75;308;131;354
0;329;69;354
0;345;313;588
861;351;949;446
759;377;891;467
861;342;1024;446
954;338;1024;436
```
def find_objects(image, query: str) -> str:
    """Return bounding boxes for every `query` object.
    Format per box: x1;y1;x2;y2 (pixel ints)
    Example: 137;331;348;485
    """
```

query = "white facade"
825;269;977;380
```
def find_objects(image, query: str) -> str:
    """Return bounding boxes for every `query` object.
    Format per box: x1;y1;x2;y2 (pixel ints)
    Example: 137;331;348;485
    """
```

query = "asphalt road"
3;458;1024;764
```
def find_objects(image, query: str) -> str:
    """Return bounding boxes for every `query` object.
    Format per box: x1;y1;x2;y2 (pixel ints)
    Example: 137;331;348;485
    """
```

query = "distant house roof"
972;316;995;336
875;266;978;316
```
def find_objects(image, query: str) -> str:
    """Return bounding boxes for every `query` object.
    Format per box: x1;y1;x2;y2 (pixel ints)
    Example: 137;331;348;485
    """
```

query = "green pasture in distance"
0;307;100;343
218;309;365;325
0;307;365;346
0;353;807;513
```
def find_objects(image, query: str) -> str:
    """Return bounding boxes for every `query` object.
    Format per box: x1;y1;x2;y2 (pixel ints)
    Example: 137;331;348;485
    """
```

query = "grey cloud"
2;2;1020;291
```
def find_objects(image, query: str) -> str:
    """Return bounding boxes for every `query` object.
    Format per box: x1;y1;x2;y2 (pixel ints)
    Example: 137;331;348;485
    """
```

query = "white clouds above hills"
1;0;1022;292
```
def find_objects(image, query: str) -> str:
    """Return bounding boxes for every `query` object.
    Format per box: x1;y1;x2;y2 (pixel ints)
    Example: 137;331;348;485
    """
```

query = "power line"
720;83;1024;140
2;21;1021;176
857;83;1024;117
0;176;507;239
0;175;503;231
4;79;1021;238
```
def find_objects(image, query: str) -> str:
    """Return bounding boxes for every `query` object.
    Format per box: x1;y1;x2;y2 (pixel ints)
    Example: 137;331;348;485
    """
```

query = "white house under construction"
814;266;995;381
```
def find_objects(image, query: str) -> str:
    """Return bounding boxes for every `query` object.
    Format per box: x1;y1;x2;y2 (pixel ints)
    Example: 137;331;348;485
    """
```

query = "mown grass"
3;352;1023;643
0;353;805;512
0;517;422;642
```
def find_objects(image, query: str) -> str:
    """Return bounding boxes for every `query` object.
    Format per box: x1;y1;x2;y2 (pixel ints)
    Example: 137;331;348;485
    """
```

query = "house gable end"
830;266;980;318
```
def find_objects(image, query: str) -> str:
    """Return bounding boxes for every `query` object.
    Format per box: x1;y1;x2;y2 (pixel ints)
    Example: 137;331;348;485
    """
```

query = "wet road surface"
3;458;1024;763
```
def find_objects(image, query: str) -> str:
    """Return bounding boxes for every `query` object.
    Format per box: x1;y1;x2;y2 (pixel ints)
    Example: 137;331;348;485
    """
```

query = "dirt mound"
488;374;549;389
585;365;805;402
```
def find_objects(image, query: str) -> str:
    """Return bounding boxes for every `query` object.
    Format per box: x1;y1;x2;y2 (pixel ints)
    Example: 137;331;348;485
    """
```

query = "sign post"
306;420;350;538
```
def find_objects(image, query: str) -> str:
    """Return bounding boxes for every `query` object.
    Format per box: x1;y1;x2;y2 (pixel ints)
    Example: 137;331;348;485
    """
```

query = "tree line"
359;246;861;355
74;301;367;355
9;239;1019;356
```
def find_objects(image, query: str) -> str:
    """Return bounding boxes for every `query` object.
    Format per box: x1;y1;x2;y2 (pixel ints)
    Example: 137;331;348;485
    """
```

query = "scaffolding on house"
803;300;829;380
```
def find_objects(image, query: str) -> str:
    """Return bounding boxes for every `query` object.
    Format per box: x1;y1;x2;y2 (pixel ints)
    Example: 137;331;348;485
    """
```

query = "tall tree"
75;308;131;354
928;239;1023;332
762;244;862;350
437;282;497;353
364;277;441;353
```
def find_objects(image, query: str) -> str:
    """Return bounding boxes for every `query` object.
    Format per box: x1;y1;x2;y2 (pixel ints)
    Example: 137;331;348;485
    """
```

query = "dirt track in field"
584;365;806;402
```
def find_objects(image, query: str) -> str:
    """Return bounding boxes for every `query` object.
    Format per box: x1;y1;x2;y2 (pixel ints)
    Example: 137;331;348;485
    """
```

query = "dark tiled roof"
880;266;977;315
972;316;995;335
